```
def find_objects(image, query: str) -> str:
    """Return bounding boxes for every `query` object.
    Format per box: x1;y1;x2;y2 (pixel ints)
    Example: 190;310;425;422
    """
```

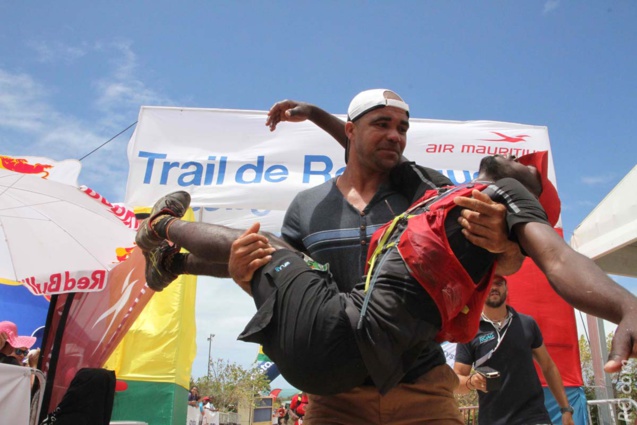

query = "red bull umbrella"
0;168;136;295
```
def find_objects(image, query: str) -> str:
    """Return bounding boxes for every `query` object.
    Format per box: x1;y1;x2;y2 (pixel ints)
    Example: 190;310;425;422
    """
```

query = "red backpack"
364;183;495;343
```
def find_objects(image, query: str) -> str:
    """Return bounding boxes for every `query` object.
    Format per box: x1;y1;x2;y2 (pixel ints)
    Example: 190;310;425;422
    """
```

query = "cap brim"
517;151;561;227
10;335;37;349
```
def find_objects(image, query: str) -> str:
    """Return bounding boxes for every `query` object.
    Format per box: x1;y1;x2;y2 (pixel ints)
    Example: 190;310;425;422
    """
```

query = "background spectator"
0;321;36;366
188;386;199;407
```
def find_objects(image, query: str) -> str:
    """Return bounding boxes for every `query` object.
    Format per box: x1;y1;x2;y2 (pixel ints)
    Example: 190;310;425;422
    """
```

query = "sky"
1;1;636;389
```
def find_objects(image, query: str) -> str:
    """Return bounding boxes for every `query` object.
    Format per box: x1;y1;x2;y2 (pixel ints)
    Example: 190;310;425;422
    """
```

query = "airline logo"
480;132;530;143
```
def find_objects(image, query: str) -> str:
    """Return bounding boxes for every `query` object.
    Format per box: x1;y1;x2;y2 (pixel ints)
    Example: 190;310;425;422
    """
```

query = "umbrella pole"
39;292;75;423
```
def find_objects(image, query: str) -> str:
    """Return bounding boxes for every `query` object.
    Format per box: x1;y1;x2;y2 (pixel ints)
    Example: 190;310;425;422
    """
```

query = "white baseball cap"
347;89;410;121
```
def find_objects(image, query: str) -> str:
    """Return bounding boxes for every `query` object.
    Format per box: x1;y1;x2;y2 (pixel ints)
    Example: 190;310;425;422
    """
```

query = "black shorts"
238;250;368;395
347;248;441;394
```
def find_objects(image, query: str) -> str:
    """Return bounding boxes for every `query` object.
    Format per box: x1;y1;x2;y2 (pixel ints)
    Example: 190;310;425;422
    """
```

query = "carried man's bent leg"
135;191;288;291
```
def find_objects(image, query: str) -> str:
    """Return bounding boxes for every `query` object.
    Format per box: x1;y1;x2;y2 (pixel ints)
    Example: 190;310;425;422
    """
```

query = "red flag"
507;229;583;387
41;248;152;411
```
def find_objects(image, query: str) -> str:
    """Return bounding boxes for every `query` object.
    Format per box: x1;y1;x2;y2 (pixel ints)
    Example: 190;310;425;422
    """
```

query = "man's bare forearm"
494;241;524;275
306;105;348;148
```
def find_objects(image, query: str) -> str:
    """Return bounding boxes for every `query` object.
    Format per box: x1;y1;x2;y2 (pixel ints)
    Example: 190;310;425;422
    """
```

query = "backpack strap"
358;182;486;332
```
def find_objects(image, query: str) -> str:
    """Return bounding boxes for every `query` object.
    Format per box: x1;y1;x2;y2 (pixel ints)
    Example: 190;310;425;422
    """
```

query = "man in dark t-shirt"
135;151;637;399
454;276;574;425
136;155;546;396
252;92;525;424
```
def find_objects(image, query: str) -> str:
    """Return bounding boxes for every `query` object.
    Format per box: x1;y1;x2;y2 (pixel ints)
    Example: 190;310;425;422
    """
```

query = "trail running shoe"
144;241;180;292
135;191;191;252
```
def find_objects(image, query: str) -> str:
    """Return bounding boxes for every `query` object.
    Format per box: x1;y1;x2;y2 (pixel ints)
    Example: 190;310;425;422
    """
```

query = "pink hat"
0;321;36;349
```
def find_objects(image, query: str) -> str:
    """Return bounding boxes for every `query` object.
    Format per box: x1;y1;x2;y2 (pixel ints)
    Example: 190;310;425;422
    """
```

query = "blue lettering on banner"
138;151;488;188
302;155;331;183
235;156;289;184
479;332;496;344
140;151;230;186
441;170;479;185
137;151;349;186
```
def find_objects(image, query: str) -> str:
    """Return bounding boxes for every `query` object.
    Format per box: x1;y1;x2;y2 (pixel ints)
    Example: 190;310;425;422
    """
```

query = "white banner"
441;342;457;368
186;406;219;425
0;363;31;425
126;106;555;232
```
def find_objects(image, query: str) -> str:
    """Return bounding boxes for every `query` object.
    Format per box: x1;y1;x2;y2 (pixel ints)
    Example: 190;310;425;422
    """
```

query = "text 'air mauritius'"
22;270;107;295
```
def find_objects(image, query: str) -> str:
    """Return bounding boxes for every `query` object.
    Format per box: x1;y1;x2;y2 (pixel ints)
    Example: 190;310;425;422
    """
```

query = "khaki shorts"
304;364;463;425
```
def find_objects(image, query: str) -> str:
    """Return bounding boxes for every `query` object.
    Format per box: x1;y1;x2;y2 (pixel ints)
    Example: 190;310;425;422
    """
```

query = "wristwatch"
560;406;574;414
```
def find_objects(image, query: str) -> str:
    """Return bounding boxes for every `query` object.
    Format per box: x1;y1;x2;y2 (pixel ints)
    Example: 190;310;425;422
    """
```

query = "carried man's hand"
454;190;524;275
604;309;637;373
228;222;276;294
266;100;313;131
454;190;509;252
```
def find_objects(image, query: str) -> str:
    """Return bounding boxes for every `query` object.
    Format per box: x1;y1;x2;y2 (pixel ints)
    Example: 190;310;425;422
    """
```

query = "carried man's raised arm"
263;98;524;276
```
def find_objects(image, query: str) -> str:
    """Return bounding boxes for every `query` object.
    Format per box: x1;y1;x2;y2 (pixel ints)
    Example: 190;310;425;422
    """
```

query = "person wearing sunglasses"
0;321;36;367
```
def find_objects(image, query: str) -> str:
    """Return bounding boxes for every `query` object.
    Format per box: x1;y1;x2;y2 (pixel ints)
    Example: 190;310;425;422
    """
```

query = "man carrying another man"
139;89;524;423
138;89;637;424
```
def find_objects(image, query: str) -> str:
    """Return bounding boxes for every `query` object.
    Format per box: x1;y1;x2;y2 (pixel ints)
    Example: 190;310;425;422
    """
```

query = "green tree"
455;375;480;424
578;334;597;401
191;357;271;412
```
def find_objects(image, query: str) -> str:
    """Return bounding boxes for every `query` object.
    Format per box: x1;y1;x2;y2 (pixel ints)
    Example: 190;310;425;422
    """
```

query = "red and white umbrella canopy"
0;169;136;295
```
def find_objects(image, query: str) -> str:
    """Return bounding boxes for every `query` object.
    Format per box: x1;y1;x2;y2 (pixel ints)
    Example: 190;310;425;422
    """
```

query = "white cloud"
93;40;172;115
581;174;616;186
0;69;53;133
0;39;178;200
0;68;115;161
1;39;270;382
543;0;560;14
28;40;88;64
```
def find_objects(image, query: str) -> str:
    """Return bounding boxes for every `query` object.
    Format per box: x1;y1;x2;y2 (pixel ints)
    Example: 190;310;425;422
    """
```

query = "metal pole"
207;334;215;377
587;314;614;424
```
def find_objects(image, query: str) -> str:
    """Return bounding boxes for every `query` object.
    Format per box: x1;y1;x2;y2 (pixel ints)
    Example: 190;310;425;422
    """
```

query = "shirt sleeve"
281;193;306;252
529;317;544;349
485;178;550;237
454;342;475;366
390;162;452;203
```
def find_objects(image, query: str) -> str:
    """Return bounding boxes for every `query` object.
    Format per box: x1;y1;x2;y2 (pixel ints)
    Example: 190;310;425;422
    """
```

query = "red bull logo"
81;187;139;230
115;246;135;262
0;155;53;177
22;270;107;295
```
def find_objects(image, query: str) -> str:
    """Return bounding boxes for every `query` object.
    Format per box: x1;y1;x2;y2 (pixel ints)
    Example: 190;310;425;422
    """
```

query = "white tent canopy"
570;165;636;415
570;165;637;278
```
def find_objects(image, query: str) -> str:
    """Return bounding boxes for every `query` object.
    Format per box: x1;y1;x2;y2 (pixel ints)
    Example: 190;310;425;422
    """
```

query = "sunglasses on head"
14;348;29;356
